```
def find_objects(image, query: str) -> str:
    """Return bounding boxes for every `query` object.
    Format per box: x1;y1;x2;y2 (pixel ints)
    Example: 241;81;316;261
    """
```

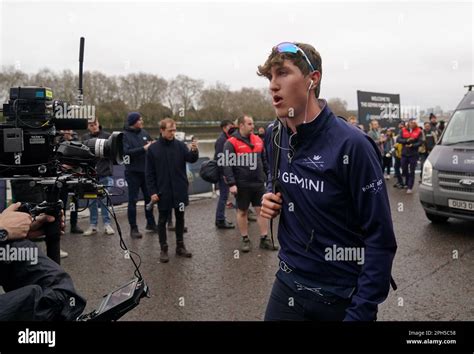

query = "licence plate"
448;199;474;211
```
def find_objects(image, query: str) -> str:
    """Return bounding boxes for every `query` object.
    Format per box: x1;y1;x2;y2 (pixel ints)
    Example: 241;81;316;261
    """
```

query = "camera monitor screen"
95;279;137;315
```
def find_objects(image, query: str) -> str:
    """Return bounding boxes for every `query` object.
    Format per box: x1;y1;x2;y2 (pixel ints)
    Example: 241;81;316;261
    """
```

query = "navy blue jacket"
145;137;199;211
214;131;229;160
122;127;152;172
265;101;397;321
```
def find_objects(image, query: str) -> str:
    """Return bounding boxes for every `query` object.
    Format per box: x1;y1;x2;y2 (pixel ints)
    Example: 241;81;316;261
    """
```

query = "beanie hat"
127;112;141;126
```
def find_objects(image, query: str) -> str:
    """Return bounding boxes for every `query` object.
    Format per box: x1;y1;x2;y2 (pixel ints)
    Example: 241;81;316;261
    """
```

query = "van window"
441;109;474;145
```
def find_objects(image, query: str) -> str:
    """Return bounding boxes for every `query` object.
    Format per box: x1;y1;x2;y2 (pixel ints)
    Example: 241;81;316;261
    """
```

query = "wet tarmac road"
59;182;474;321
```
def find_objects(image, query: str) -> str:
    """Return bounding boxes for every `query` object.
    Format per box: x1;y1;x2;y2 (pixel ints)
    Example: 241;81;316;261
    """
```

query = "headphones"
308;80;314;91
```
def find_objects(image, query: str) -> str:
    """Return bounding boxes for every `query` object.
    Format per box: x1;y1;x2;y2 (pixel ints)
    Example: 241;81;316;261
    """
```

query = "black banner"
357;90;401;129
0;321;472;353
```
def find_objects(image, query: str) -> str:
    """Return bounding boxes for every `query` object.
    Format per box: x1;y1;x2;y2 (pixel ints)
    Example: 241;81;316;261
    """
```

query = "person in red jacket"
396;118;422;194
222;115;277;253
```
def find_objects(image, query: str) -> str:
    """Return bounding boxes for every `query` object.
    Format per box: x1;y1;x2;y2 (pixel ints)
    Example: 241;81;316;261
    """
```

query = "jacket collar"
279;99;332;142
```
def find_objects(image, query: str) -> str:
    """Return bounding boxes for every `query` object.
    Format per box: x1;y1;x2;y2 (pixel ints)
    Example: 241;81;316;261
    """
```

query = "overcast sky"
0;0;472;110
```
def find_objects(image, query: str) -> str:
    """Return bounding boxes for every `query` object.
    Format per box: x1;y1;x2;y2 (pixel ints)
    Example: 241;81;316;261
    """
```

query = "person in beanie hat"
122;112;157;238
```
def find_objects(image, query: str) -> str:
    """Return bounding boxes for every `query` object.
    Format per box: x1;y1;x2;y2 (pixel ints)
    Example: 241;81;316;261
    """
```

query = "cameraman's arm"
0;239;86;320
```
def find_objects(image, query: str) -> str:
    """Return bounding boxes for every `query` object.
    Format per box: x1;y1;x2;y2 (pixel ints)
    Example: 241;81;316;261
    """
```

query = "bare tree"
328;97;349;118
167;74;204;118
0;66;29;103
119;73;167;110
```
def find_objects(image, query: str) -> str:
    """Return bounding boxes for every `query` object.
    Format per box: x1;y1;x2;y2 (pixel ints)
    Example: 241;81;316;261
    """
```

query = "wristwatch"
0;228;9;242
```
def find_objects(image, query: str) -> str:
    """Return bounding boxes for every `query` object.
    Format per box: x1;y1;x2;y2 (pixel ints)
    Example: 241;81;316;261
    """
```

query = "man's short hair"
220;120;233;129
257;42;323;98
237;115;251;126
160;117;176;130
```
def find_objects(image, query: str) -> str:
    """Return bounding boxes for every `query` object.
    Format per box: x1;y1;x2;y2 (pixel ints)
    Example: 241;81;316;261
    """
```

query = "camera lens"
84;132;123;164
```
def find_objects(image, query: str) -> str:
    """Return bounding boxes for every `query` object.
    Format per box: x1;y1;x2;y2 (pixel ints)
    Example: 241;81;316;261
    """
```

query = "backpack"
199;159;219;184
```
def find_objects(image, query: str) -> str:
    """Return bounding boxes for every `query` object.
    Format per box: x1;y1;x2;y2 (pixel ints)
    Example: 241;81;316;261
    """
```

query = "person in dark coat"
123;112;157;239
146;118;199;263
213;120;235;229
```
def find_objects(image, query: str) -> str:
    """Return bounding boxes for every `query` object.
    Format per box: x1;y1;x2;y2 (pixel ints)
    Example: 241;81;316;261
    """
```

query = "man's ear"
309;71;321;90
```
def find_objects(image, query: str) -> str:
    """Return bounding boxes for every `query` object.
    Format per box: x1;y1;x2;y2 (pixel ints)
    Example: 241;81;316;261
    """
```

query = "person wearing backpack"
258;42;397;321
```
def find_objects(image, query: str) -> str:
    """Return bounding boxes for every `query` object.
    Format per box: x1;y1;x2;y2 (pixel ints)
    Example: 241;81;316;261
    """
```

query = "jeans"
394;157;403;185
401;155;418;189
125;170;155;227
215;176;229;222
158;208;185;247
89;176;113;226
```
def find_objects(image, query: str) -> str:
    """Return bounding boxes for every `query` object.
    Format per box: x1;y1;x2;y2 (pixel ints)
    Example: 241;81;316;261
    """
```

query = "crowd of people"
349;113;444;194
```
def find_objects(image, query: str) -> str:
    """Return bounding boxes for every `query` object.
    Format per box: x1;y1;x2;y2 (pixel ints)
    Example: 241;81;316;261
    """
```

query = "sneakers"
406;189;413;194
240;236;251;253
104;224;115;235
60;249;69;258
259;236;279;251
70;226;84;234
176;242;192;258
160;245;169;263
215;220;235;229
130;226;143;239
83;226;98;236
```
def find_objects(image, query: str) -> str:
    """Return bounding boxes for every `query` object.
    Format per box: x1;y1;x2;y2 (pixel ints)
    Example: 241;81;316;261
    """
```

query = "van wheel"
425;212;449;223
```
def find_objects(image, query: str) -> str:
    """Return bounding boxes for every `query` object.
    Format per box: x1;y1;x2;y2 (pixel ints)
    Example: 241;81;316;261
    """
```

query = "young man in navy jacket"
259;42;397;321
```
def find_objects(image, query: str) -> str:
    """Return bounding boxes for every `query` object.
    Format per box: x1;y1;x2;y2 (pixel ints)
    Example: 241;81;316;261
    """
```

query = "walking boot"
176;242;192;258
160;244;169;263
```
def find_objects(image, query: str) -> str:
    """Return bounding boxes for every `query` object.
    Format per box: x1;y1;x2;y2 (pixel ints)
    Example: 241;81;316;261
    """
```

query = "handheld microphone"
146;193;161;211
146;200;157;212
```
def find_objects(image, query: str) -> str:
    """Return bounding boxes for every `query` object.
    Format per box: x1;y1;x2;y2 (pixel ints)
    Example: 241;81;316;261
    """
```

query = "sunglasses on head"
275;42;316;72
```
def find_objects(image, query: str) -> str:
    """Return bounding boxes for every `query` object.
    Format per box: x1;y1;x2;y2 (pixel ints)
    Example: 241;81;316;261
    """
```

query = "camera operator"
123;112;157;239
59;130;84;235
0;202;86;320
81;119;115;236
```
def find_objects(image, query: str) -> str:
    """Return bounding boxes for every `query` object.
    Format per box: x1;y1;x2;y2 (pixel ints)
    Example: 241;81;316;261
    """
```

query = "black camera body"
0;86;123;177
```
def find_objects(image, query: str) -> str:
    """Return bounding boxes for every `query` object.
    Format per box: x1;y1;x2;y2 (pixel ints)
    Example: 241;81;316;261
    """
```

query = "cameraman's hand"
27;210;64;239
190;140;198;152
0;202;32;240
260;192;282;220
151;194;160;203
